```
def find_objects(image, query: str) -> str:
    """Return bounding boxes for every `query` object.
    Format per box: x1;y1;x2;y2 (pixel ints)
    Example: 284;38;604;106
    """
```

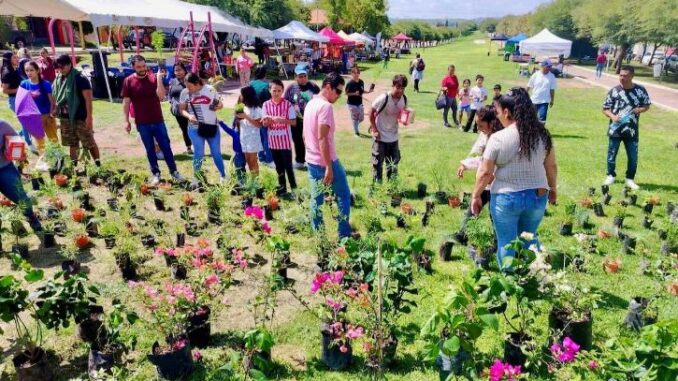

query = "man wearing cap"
527;60;557;123
284;65;320;169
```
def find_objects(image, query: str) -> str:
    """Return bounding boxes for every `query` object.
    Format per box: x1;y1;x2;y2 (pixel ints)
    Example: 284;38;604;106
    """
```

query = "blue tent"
507;33;528;43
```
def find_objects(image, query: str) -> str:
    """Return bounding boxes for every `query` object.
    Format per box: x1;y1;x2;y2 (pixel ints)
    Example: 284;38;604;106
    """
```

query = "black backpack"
416;58;425;71
376;93;408;115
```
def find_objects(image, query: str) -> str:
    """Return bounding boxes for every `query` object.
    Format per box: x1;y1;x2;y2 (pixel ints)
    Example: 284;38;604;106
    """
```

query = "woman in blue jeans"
179;73;226;187
471;87;557;270
0;120;42;233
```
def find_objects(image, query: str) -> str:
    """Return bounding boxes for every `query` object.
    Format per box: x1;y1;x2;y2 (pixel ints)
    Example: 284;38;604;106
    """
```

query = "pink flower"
143;285;159;299
221;297;229;306
192;257;205;269
359;283;369;292
489;359;505;381
362;342;373;352
326;298;343;313
262;222;272;234
173;338;188;350
558;351;575;363
488;359;521;381
505;364;521;378
193;351;203;361
346;326;364;340
244;206;264;220
166;296;177;305
311;273;330;293
330;271;344;285
204;274;219;287
551;337;580;363
588;360;598;370
128;280;143;288
562;337;580;354
339;345;348;353
346;288;358;298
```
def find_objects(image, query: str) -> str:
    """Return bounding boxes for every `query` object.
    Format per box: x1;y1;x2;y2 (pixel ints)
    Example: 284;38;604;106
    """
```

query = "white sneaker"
172;171;186;182
263;161;275;168
603;175;615;186
293;162;306;169
150;174;161;186
625;179;640;190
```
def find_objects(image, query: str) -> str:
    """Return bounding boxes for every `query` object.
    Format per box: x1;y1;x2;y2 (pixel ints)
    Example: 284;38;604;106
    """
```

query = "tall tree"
530;0;581;40
344;0;389;34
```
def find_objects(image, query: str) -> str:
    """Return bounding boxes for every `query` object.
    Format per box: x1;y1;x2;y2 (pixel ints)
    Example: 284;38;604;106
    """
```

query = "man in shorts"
53;54;101;170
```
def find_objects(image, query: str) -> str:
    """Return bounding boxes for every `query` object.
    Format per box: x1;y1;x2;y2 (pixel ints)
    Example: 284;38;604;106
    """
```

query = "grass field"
1;33;677;381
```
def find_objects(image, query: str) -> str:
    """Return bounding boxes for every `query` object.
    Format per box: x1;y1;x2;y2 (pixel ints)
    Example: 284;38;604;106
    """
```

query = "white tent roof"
519;28;572;58
273;21;329;42
0;0;268;36
349;32;375;45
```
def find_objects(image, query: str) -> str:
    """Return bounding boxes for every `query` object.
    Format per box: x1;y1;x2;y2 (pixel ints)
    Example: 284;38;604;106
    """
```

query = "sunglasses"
333;87;343;96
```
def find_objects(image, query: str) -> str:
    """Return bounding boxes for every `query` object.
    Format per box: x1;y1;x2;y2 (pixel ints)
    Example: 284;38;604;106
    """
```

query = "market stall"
272;21;329;76
519;29;573;59
318;27;354;72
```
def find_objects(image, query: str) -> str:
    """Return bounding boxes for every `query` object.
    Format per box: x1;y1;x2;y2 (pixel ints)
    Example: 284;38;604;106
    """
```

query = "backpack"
416;58;425;72
376;93;408;116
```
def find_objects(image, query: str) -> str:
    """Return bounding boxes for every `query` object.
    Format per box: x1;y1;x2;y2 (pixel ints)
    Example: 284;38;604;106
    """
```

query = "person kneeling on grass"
262;79;298;196
369;74;408;183
179;73;227;187
0;119;42;233
454;106;503;245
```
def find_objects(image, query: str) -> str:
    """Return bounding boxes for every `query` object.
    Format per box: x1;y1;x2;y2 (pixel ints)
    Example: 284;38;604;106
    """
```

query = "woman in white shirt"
179;72;226;186
236;86;263;176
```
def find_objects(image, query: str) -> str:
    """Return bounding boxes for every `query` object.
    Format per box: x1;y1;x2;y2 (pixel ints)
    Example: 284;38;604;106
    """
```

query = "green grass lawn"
1;33;677;381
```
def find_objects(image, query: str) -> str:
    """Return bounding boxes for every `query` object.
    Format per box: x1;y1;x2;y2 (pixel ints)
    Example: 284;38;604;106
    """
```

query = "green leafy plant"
151;30;164;54
466;218;494;251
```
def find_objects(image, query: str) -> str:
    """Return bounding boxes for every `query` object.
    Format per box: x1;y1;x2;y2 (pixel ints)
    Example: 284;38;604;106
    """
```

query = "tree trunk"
614;43;630;74
648;43;662;66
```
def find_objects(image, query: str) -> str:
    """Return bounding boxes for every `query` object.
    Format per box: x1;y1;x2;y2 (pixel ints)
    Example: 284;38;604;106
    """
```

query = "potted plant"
579;196;593;209
592;202;605;217
549;281;599;350
267;236;292;283
30;172;45;191
559;215;574;236
113;236;142;280
402;235;433;273
59;242;83;278
73;225;91;250
86;299;138;379
603;257;621;274
613;205;627;228
421;271;499;379
624;296;658;331
603;192;613;205
205;185;226;224
417;182;427;198
465;218;495;269
642;215;654;229
439;236;455;261
431;168;447;204
99;220;121;249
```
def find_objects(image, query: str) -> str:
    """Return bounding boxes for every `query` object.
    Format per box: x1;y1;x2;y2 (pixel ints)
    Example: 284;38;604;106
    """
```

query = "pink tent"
392;32;412;41
318;27;353;46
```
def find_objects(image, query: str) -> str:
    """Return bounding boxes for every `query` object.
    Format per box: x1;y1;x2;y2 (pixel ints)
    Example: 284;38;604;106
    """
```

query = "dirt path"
568;65;678;111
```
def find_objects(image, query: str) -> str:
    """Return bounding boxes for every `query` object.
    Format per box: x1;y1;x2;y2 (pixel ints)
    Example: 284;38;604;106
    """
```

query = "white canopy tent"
349;32;375;46
273;21;329;42
519;29;572;58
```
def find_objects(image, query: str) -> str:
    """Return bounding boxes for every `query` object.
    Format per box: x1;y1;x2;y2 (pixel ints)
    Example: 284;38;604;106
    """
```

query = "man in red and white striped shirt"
262;79;297;195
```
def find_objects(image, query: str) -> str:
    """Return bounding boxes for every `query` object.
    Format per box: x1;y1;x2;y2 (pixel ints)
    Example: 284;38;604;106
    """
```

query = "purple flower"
562;337;580;354
244;206;264;220
489;359;505;381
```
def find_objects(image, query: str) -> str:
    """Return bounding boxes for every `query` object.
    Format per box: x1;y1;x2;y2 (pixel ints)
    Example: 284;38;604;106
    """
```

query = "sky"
387;0;552;20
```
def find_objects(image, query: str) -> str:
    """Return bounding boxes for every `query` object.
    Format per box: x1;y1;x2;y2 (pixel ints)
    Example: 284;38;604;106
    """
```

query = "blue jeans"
0;164;41;231
443;95;458;125
136;122;178;176
257;127;273;164
595;63;604;78
607;136;638;180
308;160;352;238
535;103;549;122
490;189;548;270
187;126;226;178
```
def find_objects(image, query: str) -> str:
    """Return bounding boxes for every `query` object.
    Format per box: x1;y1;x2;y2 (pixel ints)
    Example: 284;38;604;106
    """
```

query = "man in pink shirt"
303;72;351;238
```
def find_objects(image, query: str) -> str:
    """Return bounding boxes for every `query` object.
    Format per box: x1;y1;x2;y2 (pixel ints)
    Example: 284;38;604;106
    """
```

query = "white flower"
520;232;535;241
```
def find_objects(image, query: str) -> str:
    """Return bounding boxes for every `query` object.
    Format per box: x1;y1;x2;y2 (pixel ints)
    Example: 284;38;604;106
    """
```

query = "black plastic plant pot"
467;246;489;269
601;184;609;195
61;260;81;278
320;327;353;370
417;183;427;198
643;203;654;215
613;217;624;228
667;202;675;215
503;333;530;367
107;198;119;211
624;297;656;332
141;234;157;248
660;241;670;256
31;177;45;191
559;223;573;236
548;309;593;350
88;348;120;379
421;212;431;227
628;194;638;206
436;346;470;379
588;187;596;196
241;197;254;209
187;307;212;349
622;236;636;254
435;191;448;204
104;237;116;249
171;263;187;280
78;318;103;344
396;215;406;228
116;254;137;281
176;233;186;248
603;193;612;205
148;341;193;380
12;347;54;381
263;205;274;221
390;195;402;208
593;203;605;217
185;223;199;237
43;233;56;248
642;217;653;229
439;240;454;261
207;209;222;225
48;169;58;179
153;198;166;211
53;221;67;237
12;244;29;259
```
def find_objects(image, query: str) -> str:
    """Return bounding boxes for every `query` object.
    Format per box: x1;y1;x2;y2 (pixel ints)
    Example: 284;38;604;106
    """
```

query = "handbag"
435;91;447;110
189;102;218;138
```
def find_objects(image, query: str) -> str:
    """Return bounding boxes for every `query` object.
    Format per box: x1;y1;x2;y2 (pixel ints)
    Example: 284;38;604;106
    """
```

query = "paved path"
567;65;678;111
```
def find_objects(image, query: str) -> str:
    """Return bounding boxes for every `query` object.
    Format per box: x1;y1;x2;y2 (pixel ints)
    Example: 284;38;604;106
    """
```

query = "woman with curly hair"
471;87;558;271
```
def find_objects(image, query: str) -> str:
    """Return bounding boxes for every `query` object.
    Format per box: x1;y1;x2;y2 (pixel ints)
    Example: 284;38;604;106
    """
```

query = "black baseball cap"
493;84;502;90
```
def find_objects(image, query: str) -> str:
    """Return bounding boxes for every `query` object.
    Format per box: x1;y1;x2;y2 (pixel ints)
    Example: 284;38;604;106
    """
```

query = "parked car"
174;29;218;48
664;55;678;73
641;52;665;65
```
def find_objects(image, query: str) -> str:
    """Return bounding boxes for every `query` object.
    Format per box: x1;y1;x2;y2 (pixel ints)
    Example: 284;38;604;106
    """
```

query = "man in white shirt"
527;59;557;123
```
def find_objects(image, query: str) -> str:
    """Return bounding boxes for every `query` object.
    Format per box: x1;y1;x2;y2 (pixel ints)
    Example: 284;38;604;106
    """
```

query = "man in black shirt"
602;65;651;190
345;66;373;136
283;65;320;169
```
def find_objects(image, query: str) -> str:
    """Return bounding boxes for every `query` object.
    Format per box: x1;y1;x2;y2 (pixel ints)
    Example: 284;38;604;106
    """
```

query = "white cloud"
388;0;552;19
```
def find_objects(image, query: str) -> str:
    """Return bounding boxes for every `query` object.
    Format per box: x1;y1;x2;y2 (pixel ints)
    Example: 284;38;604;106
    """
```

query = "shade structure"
273;21;329;42
507;33;528;43
519;29;572;58
361;31;376;40
392;32;412;41
349;32;375;45
337;30;351;41
318;27;353;46
490;33;509;41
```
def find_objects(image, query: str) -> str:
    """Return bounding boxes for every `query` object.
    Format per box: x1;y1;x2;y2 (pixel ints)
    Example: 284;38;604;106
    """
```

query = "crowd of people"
0;44;652;271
